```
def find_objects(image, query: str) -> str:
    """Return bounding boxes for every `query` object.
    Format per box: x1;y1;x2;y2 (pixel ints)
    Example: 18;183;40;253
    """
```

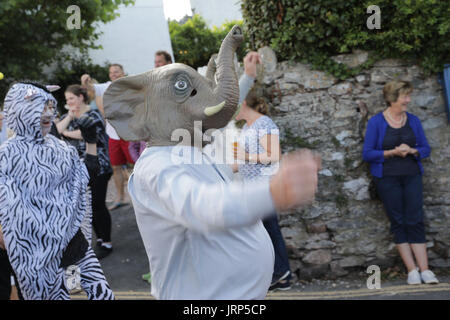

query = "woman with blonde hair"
363;80;438;285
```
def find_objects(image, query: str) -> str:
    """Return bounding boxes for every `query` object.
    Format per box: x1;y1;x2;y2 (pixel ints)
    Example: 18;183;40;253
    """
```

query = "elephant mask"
103;25;243;147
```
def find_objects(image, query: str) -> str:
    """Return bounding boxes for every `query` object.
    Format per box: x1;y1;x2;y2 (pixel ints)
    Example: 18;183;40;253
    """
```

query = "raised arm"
56;112;74;134
137;149;320;233
238;52;261;105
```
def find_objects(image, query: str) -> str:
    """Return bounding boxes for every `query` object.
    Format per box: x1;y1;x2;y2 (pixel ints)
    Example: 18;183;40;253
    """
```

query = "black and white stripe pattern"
0;83;112;299
46;248;114;300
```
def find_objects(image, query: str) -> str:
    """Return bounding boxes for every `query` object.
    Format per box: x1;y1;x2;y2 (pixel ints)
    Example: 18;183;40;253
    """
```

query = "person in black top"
56;85;114;259
363;80;438;285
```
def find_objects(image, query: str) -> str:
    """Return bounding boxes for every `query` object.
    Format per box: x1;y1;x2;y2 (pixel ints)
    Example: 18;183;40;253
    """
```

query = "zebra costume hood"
0;83;90;299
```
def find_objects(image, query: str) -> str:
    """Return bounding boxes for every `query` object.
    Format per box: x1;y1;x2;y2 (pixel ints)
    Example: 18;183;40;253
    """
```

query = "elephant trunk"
206;25;243;128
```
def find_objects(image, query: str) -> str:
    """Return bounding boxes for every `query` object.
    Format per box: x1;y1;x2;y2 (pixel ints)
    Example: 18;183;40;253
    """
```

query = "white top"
94;82;120;140
128;146;276;299
239;115;280;180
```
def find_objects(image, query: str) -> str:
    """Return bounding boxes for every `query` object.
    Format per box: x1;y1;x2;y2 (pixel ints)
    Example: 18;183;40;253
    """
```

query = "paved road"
88;179;450;300
72;283;450;300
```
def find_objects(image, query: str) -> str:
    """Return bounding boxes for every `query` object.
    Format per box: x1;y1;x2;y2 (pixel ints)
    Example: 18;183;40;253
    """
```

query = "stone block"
329;261;349;277
319;169;333;177
422;117;446;130
355;74;370;86
302;249;332;265
343;178;370;201
339;256;365;268
331;50;369;68
373;59;407;67
336;130;353;143
305;240;336;250
429;259;450;268
370;67;407;83
283;64;337;89
328;82;352;95
298;264;330;280
281;227;309;249
307;222;328;234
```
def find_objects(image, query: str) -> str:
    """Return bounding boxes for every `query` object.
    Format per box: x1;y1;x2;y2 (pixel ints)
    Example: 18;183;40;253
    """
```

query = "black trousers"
0;249;23;300
374;174;426;244
91;172;113;243
262;214;291;280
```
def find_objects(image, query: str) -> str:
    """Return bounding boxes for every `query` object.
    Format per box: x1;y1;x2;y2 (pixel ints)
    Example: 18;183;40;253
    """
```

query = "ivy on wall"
241;0;450;79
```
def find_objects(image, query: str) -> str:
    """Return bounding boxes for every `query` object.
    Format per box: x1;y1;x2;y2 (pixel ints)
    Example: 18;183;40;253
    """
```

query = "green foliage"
169;15;246;69
241;0;450;78
48;54;110;114
0;0;134;102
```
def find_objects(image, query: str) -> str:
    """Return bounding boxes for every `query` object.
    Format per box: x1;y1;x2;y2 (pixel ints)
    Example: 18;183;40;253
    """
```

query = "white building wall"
89;0;173;76
190;0;242;27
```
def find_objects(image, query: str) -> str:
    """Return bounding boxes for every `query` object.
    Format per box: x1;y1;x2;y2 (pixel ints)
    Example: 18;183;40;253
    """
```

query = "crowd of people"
0;30;440;299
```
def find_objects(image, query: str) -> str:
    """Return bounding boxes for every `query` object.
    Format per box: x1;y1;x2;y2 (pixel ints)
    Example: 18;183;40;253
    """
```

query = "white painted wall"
89;0;173;76
190;0;242;27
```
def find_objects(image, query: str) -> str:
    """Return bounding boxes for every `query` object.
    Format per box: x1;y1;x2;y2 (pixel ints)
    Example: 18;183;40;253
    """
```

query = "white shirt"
128;146;276;299
94;82;120;140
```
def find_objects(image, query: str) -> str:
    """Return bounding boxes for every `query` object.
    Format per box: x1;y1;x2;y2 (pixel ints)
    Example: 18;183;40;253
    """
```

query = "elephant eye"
175;80;188;91
171;72;193;100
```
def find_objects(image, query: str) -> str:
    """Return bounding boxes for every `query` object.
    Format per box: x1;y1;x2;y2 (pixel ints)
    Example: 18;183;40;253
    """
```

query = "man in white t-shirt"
82;64;134;211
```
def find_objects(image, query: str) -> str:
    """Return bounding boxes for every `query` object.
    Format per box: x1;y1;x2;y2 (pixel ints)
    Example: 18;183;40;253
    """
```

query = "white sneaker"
420;270;439;284
407;269;421;285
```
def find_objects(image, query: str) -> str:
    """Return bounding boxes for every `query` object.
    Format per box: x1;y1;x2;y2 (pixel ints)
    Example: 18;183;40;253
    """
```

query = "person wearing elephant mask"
104;25;321;300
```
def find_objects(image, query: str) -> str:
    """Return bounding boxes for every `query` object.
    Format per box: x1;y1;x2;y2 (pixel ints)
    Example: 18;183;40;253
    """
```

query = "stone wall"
258;52;450;280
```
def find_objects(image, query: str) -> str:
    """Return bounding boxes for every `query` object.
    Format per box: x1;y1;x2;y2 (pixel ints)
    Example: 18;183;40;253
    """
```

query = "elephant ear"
104;72;151;141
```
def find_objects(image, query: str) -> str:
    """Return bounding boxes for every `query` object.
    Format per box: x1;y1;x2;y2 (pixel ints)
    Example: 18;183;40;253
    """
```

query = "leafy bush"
48;54;110;114
169;15;246;69
241;0;450;78
0;0;134;102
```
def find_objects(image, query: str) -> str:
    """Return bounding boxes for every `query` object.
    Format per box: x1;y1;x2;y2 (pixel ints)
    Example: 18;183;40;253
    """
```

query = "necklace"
385;109;405;126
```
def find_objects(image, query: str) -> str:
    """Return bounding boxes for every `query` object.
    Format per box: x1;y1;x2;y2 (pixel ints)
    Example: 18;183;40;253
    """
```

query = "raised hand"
81;74;92;86
269;149;321;212
243;51;262;78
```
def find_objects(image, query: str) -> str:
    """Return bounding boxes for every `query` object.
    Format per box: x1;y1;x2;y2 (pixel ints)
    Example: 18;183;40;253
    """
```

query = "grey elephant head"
103;25;243;146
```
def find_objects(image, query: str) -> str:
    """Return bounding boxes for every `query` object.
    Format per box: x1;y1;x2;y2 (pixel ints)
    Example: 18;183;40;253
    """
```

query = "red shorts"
108;138;134;166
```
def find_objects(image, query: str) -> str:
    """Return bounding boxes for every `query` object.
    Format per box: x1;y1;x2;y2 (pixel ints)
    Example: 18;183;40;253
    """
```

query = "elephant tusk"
203;101;225;116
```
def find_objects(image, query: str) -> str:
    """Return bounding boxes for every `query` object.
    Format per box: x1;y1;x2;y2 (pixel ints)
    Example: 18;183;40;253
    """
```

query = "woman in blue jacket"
363;80;438;285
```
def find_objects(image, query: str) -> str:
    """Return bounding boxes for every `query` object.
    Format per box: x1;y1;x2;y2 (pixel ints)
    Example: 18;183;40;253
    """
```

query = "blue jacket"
362;112;431;178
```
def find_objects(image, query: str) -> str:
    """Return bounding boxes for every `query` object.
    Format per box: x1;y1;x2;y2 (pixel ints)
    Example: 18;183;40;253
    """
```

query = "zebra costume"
0;83;114;300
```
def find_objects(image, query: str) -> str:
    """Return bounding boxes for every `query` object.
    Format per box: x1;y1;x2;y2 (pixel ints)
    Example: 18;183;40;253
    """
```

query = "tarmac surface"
78;176;450;300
